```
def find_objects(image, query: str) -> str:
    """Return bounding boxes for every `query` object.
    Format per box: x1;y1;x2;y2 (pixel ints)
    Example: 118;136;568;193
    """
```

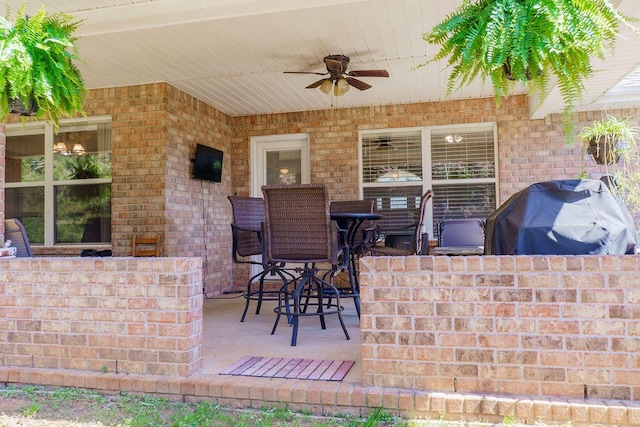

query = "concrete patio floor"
201;293;362;383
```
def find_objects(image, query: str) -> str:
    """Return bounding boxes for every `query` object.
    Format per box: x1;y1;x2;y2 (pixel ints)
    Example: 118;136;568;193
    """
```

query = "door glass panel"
266;149;301;185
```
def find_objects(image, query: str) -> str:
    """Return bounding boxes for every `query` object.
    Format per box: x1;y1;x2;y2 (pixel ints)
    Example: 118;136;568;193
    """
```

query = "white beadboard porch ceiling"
6;0;640;118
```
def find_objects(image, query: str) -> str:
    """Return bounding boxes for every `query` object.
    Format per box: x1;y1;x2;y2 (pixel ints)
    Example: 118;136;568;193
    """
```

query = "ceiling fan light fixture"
334;78;350;96
319;79;333;94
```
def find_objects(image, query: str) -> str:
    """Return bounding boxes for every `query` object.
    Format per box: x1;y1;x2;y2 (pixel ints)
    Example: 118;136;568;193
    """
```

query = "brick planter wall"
359;254;640;401
0;257;203;377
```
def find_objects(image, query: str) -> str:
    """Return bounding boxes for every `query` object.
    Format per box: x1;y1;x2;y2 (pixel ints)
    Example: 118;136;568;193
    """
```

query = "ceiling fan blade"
284;71;328;76
325;58;344;73
347;78;372;91
348;69;389;78
305;79;327;89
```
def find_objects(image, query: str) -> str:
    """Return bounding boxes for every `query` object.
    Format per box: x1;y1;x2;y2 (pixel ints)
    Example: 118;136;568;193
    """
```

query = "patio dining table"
330;212;382;317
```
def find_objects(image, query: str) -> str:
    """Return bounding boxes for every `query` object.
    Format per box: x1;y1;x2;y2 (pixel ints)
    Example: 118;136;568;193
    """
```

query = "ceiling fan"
284;54;389;96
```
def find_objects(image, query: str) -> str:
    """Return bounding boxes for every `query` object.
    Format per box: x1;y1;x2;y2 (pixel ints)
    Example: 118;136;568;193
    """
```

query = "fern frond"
0;4;85;126
421;0;639;140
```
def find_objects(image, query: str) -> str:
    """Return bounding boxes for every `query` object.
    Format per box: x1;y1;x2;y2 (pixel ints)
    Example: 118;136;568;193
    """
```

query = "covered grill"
484;179;638;255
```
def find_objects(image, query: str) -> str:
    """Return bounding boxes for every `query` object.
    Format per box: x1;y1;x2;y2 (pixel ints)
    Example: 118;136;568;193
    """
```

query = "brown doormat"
219;356;355;381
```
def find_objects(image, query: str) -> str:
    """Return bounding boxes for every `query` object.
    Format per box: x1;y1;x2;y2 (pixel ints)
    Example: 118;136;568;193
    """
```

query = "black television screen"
193;144;223;183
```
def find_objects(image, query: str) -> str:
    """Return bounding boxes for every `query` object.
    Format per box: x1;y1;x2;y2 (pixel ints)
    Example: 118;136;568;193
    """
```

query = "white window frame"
359;123;498;238
5;115;112;247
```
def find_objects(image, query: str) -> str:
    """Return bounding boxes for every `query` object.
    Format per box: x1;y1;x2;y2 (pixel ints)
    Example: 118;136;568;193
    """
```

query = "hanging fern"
0;4;86;126
423;0;638;139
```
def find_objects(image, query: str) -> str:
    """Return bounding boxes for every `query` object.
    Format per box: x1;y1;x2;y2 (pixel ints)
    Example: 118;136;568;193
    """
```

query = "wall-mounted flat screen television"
193;144;223;183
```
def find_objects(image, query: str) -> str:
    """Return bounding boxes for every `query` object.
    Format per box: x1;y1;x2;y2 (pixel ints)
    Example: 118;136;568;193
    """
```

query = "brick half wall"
0;257;203;377
359;255;640;401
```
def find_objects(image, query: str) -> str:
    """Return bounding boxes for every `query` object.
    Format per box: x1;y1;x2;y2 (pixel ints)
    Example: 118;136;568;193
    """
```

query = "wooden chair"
132;235;160;257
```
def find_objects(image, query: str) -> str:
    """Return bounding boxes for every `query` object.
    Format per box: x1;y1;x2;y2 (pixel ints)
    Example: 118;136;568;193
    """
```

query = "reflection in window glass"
266;150;301;185
5;132;45;183
362;132;422;184
54;124;112;181
55;184;111;244
5;187;45;244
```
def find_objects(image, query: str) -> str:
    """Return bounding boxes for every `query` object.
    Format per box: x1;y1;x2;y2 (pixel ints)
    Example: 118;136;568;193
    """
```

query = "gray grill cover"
485;179;638;255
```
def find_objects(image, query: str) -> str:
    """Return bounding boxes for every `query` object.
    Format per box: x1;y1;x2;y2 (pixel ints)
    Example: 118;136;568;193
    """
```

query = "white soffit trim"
74;0;367;37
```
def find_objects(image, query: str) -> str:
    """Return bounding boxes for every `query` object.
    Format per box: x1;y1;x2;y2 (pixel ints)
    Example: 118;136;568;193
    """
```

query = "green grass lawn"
0;385;565;426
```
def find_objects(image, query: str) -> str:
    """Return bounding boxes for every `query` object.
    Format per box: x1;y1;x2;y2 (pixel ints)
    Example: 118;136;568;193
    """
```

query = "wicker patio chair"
369;189;434;256
4;218;33;257
228;196;286;322
262;184;350;346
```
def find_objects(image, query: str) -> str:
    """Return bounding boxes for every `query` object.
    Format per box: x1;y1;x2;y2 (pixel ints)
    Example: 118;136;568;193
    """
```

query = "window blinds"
362;131;422;184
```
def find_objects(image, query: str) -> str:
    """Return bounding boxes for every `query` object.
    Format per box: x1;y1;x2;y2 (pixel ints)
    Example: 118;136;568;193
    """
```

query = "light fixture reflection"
279;168;289;174
319;79;333;94
53;142;69;155
72;143;86;155
445;134;464;143
334;78;350;96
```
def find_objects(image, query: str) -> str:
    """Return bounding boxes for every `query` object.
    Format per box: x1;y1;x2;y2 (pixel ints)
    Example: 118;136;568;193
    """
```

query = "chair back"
413;189;434;255
438;218;485;247
262;184;337;264
4;218;33;257
132;235;160;257
228;196;265;261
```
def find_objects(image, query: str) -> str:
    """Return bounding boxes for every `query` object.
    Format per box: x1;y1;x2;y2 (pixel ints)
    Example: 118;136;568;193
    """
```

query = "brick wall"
165;86;233;296
3;83;233;295
0;257;203;377
230;95;640;206
359;254;640;401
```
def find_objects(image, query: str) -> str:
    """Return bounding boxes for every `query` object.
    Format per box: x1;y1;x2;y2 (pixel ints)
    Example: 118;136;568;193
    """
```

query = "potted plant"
422;0;637;139
575;115;640;219
575;116;640;166
0;5;86;127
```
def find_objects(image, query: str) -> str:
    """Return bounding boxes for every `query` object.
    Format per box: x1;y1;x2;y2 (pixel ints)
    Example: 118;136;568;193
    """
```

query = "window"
5;118;112;246
360;124;497;239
